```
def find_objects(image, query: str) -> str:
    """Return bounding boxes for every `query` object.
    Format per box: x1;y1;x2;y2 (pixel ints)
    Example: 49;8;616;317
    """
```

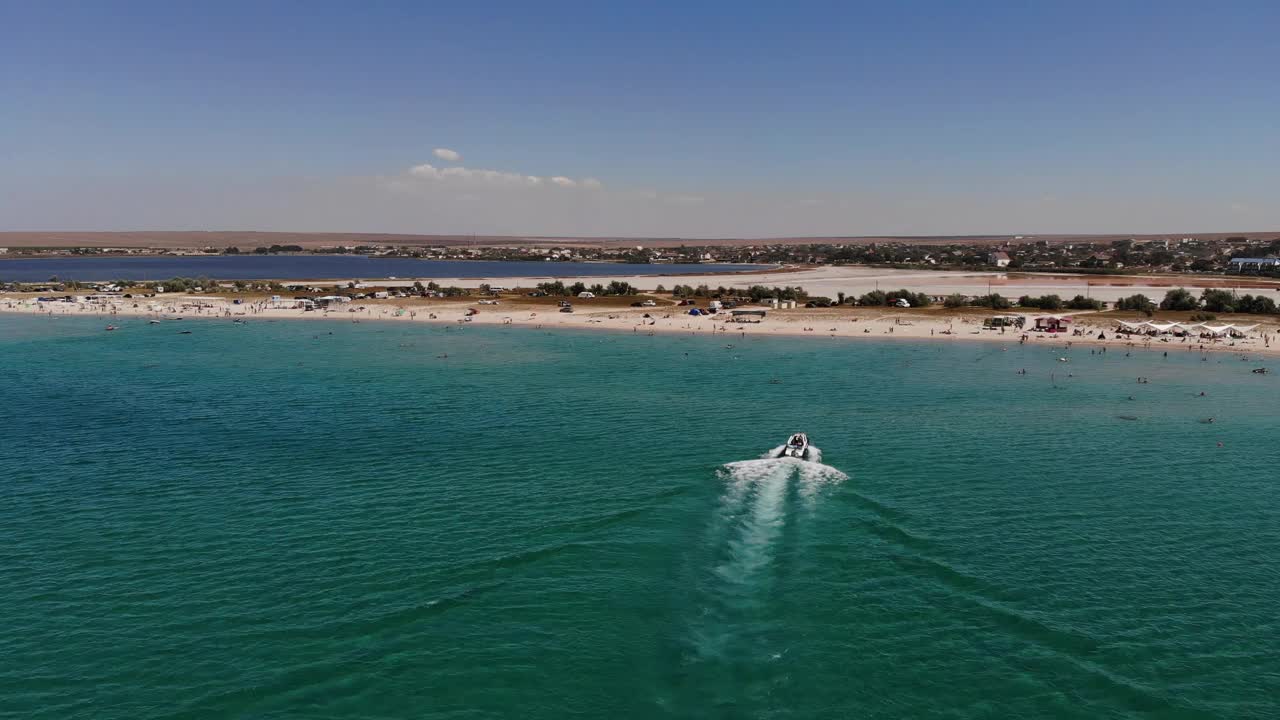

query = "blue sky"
2;0;1278;236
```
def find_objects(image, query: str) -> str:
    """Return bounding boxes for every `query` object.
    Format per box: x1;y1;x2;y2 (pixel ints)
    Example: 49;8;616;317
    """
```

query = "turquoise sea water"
2;313;1278;718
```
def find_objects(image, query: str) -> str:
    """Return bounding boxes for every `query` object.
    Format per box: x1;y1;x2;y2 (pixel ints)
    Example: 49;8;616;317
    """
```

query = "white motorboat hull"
777;433;810;460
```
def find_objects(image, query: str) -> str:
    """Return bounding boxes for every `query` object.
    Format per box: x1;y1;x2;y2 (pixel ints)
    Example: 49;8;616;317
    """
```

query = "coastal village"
6;231;1280;277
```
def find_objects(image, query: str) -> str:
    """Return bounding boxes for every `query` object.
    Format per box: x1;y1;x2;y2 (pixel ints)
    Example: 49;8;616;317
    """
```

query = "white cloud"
407;161;601;191
432;148;461;162
409;163;538;186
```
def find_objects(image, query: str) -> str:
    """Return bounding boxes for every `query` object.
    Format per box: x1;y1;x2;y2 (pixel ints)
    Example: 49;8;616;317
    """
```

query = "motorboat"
778;432;809;459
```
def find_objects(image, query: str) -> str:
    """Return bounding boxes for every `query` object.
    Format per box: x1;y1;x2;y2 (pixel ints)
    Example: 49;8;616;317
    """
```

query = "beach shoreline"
5;294;1277;361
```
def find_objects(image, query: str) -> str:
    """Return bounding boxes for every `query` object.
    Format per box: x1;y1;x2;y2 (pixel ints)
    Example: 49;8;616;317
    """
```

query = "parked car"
641;299;657;307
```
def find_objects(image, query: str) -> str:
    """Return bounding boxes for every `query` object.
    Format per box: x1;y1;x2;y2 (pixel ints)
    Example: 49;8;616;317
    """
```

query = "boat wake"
724;444;847;502
687;446;847;657
714;442;848;575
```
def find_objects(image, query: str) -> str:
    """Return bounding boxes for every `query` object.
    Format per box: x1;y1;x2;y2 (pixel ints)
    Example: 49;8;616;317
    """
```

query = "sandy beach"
6;292;1278;360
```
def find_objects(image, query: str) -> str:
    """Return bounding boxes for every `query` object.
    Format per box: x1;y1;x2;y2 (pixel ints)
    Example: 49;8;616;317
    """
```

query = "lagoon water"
0;256;764;283
2;313;1278;718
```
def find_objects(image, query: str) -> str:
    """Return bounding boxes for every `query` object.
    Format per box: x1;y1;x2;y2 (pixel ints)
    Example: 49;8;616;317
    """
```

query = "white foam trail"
689;445;849;665
795;455;847;503
716;458;792;586
716;445;848;579
712;461;760;521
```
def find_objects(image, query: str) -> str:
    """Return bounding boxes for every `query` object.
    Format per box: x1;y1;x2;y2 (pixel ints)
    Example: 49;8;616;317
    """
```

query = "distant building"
989;251;1011;268
1229;257;1280;273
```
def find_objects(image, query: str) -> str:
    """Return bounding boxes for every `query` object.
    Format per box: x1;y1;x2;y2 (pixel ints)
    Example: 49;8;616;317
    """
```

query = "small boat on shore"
777;432;810;459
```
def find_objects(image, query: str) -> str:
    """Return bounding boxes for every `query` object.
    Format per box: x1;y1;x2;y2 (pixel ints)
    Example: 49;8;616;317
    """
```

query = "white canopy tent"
1118;321;1185;333
1199;324;1258;337
1116;321;1260;337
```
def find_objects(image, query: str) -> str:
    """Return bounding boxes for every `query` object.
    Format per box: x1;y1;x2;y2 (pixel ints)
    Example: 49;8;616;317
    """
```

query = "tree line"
1014;294;1105;311
1137;288;1278;315
535;280;640;296
663;284;809;301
